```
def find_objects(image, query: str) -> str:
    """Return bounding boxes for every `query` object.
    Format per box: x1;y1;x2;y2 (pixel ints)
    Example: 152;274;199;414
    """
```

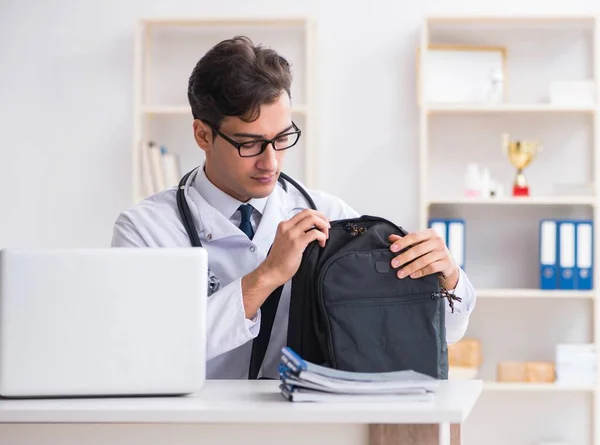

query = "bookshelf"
418;14;600;445
132;17;317;204
476;289;595;299
428;196;596;206
426;103;597;114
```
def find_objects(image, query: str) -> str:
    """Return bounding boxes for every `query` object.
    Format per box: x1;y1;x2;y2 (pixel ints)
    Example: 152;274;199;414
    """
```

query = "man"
112;36;476;379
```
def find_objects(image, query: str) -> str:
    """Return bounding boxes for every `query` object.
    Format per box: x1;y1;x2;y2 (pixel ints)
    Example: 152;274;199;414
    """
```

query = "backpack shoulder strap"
247;172;317;379
247;284;284;379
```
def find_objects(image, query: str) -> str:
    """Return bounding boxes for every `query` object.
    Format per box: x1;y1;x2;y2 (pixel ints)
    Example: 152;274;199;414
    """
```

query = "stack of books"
278;347;439;402
140;140;181;197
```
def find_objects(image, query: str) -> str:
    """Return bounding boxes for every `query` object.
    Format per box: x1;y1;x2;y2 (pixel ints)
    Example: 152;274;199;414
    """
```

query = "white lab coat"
111;168;476;379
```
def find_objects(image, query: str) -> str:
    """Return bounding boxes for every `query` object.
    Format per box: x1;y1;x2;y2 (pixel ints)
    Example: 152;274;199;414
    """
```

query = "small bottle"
480;168;491;198
487;69;504;104
465;163;481;197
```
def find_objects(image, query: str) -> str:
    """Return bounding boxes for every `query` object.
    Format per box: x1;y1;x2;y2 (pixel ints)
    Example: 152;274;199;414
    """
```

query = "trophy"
502;133;542;197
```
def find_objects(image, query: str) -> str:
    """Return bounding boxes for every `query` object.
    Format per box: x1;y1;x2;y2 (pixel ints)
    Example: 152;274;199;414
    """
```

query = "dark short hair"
187;36;292;128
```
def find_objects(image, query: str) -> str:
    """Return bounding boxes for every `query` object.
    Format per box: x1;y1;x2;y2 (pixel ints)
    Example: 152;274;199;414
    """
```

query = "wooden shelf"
428;196;596;206
426;14;597;25
483;382;596;392
477;289;595;299
420;12;600;445
142;105;308;116
141;17;309;27
133;17;317;204
424;103;597;114
142;106;190;115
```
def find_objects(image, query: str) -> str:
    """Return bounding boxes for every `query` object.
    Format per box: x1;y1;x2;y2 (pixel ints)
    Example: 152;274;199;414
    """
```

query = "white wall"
0;0;596;249
2;1;600;445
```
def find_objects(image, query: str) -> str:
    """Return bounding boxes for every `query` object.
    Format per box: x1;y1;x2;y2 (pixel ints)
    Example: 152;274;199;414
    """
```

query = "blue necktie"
238;204;255;240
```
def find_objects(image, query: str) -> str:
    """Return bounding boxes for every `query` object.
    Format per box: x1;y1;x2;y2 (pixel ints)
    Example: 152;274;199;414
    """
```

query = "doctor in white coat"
112;36;476;379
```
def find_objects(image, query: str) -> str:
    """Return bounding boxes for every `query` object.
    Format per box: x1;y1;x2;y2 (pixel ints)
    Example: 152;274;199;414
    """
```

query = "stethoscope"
176;166;316;296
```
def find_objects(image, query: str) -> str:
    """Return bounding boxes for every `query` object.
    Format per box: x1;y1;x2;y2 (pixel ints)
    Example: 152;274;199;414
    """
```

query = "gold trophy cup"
502;133;542;197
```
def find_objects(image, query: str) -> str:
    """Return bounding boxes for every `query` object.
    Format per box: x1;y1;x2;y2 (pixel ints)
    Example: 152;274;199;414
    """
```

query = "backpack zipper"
431;287;463;313
326;293;435;307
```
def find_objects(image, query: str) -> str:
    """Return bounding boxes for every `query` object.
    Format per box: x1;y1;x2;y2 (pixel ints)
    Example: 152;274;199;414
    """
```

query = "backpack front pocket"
317;249;443;376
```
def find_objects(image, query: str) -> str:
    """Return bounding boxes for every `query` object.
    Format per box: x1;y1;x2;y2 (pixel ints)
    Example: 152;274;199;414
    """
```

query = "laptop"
0;248;207;398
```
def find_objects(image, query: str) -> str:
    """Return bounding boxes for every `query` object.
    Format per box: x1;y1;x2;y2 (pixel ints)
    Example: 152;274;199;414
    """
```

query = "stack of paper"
555;343;596;386
278;347;439;402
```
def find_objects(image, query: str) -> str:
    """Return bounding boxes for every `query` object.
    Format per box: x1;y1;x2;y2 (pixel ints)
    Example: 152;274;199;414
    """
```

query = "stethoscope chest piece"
207;270;220;296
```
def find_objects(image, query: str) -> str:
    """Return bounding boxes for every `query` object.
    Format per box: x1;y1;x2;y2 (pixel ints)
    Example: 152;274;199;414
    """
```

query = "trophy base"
513;185;529;196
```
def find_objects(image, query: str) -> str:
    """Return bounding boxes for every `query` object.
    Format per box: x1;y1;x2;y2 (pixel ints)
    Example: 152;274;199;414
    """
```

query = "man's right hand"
241;209;330;318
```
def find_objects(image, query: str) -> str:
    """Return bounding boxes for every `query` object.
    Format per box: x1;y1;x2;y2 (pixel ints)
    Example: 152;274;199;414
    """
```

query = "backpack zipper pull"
343;222;367;237
431;286;463;313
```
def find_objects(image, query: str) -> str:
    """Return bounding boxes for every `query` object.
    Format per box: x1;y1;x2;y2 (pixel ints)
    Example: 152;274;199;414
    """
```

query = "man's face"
196;92;294;202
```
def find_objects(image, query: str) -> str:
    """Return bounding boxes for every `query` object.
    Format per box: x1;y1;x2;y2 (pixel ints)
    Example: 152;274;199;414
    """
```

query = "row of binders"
139;140;181;197
428;219;466;270
278;347;438;402
540;219;593;290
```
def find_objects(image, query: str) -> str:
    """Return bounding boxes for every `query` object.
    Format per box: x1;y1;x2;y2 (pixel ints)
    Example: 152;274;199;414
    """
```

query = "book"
278;347;438;403
139;141;182;198
279;385;434;403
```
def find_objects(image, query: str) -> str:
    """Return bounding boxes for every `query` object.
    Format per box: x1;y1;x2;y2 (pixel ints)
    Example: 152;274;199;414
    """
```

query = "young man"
112;36;476;379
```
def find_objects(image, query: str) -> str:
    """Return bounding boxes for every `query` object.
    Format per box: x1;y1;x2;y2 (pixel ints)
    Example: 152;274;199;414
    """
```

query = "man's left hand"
388;229;459;290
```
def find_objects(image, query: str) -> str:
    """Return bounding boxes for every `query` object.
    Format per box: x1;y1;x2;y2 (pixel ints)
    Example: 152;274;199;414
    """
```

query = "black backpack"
245;174;458;380
176;168;456;380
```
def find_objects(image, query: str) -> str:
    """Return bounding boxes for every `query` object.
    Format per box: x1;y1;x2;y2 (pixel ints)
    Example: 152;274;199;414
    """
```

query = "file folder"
576;220;593;290
429;220;447;246
539;219;558;290
448;220;465;270
428;219;465;270
558;220;576;290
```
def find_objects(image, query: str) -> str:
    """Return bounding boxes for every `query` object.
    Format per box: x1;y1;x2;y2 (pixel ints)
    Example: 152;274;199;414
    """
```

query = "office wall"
0;0;596;249
1;1;600;444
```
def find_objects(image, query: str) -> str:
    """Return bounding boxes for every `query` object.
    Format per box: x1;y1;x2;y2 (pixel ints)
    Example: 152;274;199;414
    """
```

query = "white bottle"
465;163;481;197
487;69;504;104
480;168;491;198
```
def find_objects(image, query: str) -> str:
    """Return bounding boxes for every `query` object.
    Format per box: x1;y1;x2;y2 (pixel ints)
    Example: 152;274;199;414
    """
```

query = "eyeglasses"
208;121;302;158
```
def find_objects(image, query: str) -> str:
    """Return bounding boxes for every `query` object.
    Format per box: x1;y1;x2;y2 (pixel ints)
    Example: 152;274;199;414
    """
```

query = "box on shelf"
448;338;482;379
448;338;482;368
555;343;596;386
549;80;595;106
497;361;555;383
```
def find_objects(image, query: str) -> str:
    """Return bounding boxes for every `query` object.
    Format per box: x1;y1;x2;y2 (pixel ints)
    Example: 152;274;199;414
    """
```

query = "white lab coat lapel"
184;175;245;243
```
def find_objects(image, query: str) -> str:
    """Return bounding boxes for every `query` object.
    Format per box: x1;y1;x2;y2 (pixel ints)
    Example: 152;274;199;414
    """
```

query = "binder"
576;220;593;290
558;220;576;290
428;219;465;270
539;219;558;290
429;220;447;246
448;220;465;270
160;146;181;188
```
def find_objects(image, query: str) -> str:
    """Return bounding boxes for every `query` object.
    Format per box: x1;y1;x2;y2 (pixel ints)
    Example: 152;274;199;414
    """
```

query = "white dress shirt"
111;167;477;379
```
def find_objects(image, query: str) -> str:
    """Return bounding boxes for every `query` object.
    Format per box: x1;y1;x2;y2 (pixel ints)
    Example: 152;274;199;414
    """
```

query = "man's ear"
193;119;213;153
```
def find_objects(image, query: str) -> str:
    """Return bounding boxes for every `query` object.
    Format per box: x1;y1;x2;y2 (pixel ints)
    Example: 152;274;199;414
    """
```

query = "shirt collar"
192;166;268;219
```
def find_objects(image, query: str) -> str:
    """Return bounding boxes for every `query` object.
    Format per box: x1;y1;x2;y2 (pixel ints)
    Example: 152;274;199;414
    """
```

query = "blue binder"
575;220;593;290
558;220;576;290
539;219;558;290
428;218;465;270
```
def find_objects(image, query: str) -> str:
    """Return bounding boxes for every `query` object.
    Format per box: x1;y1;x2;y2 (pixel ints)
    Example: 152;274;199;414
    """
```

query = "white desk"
0;379;482;445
